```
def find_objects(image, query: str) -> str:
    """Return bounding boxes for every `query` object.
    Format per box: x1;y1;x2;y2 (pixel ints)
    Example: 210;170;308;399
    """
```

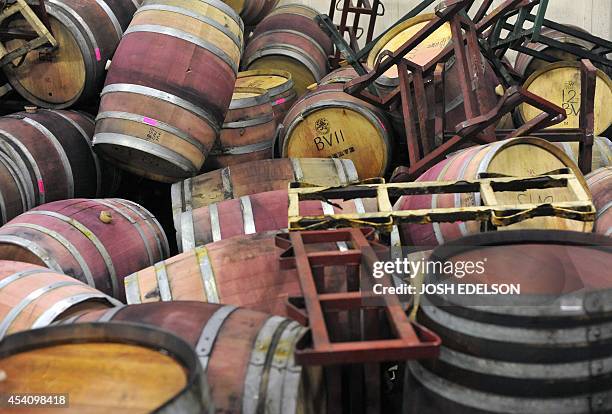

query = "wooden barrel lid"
367;14;452;83
519;61;612;135
0;322;212;413
236;69;294;96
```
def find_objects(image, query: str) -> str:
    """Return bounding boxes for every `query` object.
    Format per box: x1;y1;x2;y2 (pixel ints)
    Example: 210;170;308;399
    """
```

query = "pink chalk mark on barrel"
37;179;45;194
143;117;158;126
95;48;101;62
274;98;286;106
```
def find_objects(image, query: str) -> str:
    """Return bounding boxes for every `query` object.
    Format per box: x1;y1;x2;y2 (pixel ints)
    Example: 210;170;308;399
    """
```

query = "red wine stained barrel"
235;69;297;127
405;230;612;414
252;4;334;57
65;302;326;414
243;24;329;96
240;0;280;26
0;261;120;340
586;167;612;236
3;0;138;108
125;232;301;316
93;0;244;182
395;137;593;246
0;199;169;302
204;87;276;170
176;188;377;251
0;109;111;222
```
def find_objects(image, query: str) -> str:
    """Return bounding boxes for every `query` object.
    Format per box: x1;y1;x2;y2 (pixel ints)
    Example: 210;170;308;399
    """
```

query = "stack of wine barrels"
405;230;612;414
517;62;612;136
1;323;214;413
204;87;276;170
586;167;611;236
235;69;298;126
243;4;331;95
171;157;360;228
62;301;326;414
0;261;121;340
395;137;593;246
93;0;244;183
0;198;168;302
2;0;138;108
0;108;120;224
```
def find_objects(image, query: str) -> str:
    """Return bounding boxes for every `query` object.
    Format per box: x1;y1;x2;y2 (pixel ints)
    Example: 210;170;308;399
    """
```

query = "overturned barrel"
65;301;326;414
517;62;612;136
395;137;593;247
2;0;137;108
0;198;169;302
204;87;276;170
0;322;213;413
235;69;297;126
176;188;377;250
586;167;612;236
0;261;120;340
405;230;612;414
171;157;359;227
93;0;244;182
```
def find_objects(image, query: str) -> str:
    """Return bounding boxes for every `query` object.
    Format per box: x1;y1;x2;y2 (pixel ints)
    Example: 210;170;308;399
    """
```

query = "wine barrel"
0;109;110;220
405;230;612;414
395;137;593;247
171;158;360;227
517;62;612;136
0;323;213;413
0;199;169;302
93;0;244;183
2;0;137;108
235;69;297;126
253;4;334;57
177;188;377;251
243;24;329;95
280;84;392;178
0;261;120;340
240;0;280;26
586;167;612;236
556;136;612;170
366;14;452;93
65;302;326;414
514;27;594;80
204;88;276;170
125;232;301;317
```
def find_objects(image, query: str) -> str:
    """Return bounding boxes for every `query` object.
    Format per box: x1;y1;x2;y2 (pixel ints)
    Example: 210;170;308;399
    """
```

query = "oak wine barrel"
176;188;377;251
517;61;612;136
235;69;297;126
0;323;213;413
586;167;612;236
514;27;594;80
0;108;117;223
240;0;279;26
125;232;301;317
204;87;276;170
0;198;169;302
405;230;612;414
556;136;612;171
243;21;329;95
2;0;138;108
395;137;593;247
171;157;359;227
64;302;326;414
253;4;334;57
93;0;244;182
0;261;120;340
280;84;392;178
